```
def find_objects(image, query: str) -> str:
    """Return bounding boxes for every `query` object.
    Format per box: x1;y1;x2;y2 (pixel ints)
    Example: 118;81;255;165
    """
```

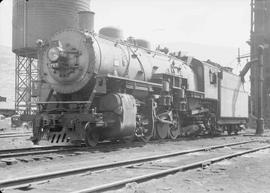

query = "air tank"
99;27;124;40
12;0;91;58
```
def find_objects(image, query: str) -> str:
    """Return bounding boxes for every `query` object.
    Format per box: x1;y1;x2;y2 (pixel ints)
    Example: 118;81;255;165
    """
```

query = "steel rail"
0;141;121;158
0;141;127;158
0;140;257;189
0;147;84;159
0;145;81;154
0;134;31;139
0;132;32;136
73;144;270;193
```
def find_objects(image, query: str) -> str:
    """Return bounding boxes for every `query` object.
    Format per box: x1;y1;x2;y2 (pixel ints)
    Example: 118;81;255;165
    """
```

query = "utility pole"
256;45;265;135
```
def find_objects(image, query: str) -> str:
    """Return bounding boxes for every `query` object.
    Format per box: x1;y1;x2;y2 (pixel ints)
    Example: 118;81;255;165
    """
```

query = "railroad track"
0;140;142;160
0;133;246;160
0;138;176;160
0;132;32;139
1;139;268;192
0;135;251;160
0;145;85;159
74;143;270;193
0;139;141;160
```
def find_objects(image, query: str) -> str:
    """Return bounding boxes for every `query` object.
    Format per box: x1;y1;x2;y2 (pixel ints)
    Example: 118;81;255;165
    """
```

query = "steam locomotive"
32;27;248;146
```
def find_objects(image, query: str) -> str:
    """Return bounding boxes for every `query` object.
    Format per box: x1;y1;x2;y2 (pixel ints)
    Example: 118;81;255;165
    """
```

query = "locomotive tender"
32;27;248;146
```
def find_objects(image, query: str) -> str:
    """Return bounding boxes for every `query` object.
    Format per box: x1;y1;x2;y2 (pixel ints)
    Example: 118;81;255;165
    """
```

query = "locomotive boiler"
32;27;248;146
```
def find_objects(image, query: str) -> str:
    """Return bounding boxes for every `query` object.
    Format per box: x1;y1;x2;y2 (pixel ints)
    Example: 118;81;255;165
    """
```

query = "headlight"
47;47;60;62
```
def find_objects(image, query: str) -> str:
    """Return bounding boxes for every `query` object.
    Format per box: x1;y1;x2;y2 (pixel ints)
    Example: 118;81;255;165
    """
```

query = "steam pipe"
256;45;265;135
239;59;258;82
239;45;265;134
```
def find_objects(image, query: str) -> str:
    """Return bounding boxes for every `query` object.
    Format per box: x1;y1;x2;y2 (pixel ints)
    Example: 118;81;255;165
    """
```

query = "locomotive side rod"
0;140;258;189
74;144;270;193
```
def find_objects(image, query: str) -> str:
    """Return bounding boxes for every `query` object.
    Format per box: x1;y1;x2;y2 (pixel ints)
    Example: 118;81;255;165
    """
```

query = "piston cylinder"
99;93;137;138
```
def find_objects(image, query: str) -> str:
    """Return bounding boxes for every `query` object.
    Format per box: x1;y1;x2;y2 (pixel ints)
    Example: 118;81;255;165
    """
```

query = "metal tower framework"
15;55;38;115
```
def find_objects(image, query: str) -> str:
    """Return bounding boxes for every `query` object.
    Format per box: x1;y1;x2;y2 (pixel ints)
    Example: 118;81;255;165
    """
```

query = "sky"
0;0;251;65
92;0;250;47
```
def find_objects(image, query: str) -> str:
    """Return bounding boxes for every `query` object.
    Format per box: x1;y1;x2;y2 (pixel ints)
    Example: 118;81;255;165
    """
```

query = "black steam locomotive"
32;27;248;146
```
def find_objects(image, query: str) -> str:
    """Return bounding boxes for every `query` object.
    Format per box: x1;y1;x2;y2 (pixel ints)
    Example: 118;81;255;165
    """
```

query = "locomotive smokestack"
78;11;95;32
